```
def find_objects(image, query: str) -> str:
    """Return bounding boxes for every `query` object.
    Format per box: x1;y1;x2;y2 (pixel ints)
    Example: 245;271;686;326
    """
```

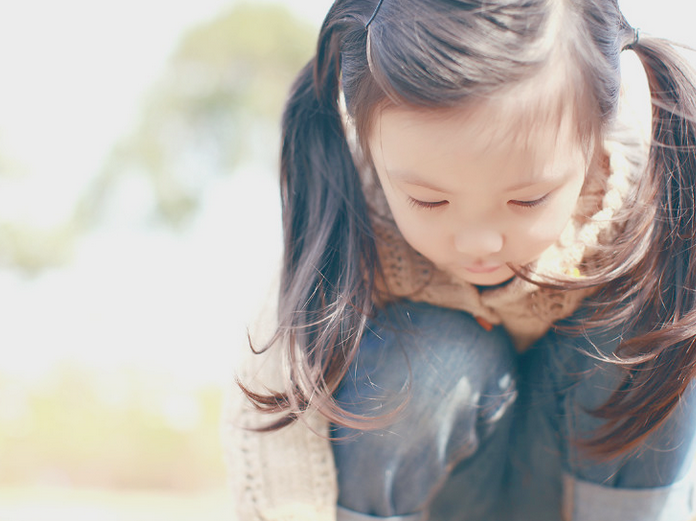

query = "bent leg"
331;301;518;521
517;322;696;521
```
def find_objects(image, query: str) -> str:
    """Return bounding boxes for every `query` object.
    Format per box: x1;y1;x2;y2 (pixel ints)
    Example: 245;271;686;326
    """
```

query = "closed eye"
408;197;449;210
508;194;549;209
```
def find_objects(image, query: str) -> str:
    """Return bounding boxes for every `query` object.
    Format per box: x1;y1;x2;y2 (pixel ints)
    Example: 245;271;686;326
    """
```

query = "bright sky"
0;0;692;386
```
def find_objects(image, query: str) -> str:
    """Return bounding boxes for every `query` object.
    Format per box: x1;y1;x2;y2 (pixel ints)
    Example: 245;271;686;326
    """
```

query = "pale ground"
0;487;236;521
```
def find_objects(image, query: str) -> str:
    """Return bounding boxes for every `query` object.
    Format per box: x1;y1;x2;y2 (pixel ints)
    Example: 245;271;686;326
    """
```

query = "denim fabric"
336;506;424;521
331;301;696;521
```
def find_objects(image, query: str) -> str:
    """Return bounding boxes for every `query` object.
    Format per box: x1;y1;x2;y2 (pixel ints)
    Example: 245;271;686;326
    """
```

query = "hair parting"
364;0;384;29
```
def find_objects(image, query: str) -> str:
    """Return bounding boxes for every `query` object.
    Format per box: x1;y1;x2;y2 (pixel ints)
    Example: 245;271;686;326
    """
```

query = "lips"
462;264;502;274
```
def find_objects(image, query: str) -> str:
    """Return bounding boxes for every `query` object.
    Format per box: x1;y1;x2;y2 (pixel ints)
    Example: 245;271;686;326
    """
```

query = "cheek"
516;188;583;249
390;204;437;247
520;217;568;247
380;190;448;255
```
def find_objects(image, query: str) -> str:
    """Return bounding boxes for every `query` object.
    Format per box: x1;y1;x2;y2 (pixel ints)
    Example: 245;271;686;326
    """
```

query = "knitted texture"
222;293;339;521
223;401;337;521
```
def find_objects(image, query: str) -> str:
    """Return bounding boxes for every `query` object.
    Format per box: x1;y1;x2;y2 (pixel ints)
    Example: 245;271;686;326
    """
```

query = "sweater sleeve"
221;282;338;521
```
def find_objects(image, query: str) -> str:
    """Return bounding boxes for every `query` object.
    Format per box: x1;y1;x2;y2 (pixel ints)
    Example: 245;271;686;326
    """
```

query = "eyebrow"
386;169;569;193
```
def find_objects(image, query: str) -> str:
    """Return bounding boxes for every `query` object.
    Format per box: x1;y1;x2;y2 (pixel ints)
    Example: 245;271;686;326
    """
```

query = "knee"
334;301;518;453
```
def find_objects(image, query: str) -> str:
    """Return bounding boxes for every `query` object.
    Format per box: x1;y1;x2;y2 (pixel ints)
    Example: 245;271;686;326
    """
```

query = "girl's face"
368;100;589;286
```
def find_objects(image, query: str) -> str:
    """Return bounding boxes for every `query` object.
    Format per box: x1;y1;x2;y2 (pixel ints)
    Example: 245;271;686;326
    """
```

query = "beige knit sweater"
223;55;651;521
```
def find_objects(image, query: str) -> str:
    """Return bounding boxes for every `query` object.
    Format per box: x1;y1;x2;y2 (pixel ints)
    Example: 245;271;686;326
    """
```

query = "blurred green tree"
0;138;79;273
83;2;316;228
0;2;315;272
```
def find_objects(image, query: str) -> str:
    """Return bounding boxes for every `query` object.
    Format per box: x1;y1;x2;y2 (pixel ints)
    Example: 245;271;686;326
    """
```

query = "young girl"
224;1;696;520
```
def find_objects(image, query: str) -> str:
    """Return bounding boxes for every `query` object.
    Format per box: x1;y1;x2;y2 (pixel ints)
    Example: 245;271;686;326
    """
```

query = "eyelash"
408;198;449;210
509;194;550;209
408;194;550;210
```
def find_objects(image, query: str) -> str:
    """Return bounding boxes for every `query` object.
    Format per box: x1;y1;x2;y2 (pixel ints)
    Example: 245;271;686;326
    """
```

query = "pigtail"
581;34;696;457
241;5;381;430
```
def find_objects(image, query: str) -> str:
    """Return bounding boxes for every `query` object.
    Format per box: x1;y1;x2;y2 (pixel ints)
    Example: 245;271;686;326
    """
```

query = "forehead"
370;91;588;186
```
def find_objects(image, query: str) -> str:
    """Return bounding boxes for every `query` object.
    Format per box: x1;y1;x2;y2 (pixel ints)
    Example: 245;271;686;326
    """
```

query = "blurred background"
0;1;692;519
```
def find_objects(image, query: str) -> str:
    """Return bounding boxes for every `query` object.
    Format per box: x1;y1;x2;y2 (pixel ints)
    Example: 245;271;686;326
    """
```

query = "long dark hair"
242;0;696;458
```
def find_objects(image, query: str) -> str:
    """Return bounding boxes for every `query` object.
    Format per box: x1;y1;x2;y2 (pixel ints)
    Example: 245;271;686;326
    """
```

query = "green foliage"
0;2;316;271
92;2;316;227
176;2;316;119
0;220;79;274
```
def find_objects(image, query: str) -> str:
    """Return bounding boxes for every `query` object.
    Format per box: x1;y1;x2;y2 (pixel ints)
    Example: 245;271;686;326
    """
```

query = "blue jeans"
331;302;696;521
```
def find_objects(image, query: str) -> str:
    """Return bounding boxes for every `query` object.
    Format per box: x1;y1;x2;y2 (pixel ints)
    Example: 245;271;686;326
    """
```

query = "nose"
454;228;504;256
